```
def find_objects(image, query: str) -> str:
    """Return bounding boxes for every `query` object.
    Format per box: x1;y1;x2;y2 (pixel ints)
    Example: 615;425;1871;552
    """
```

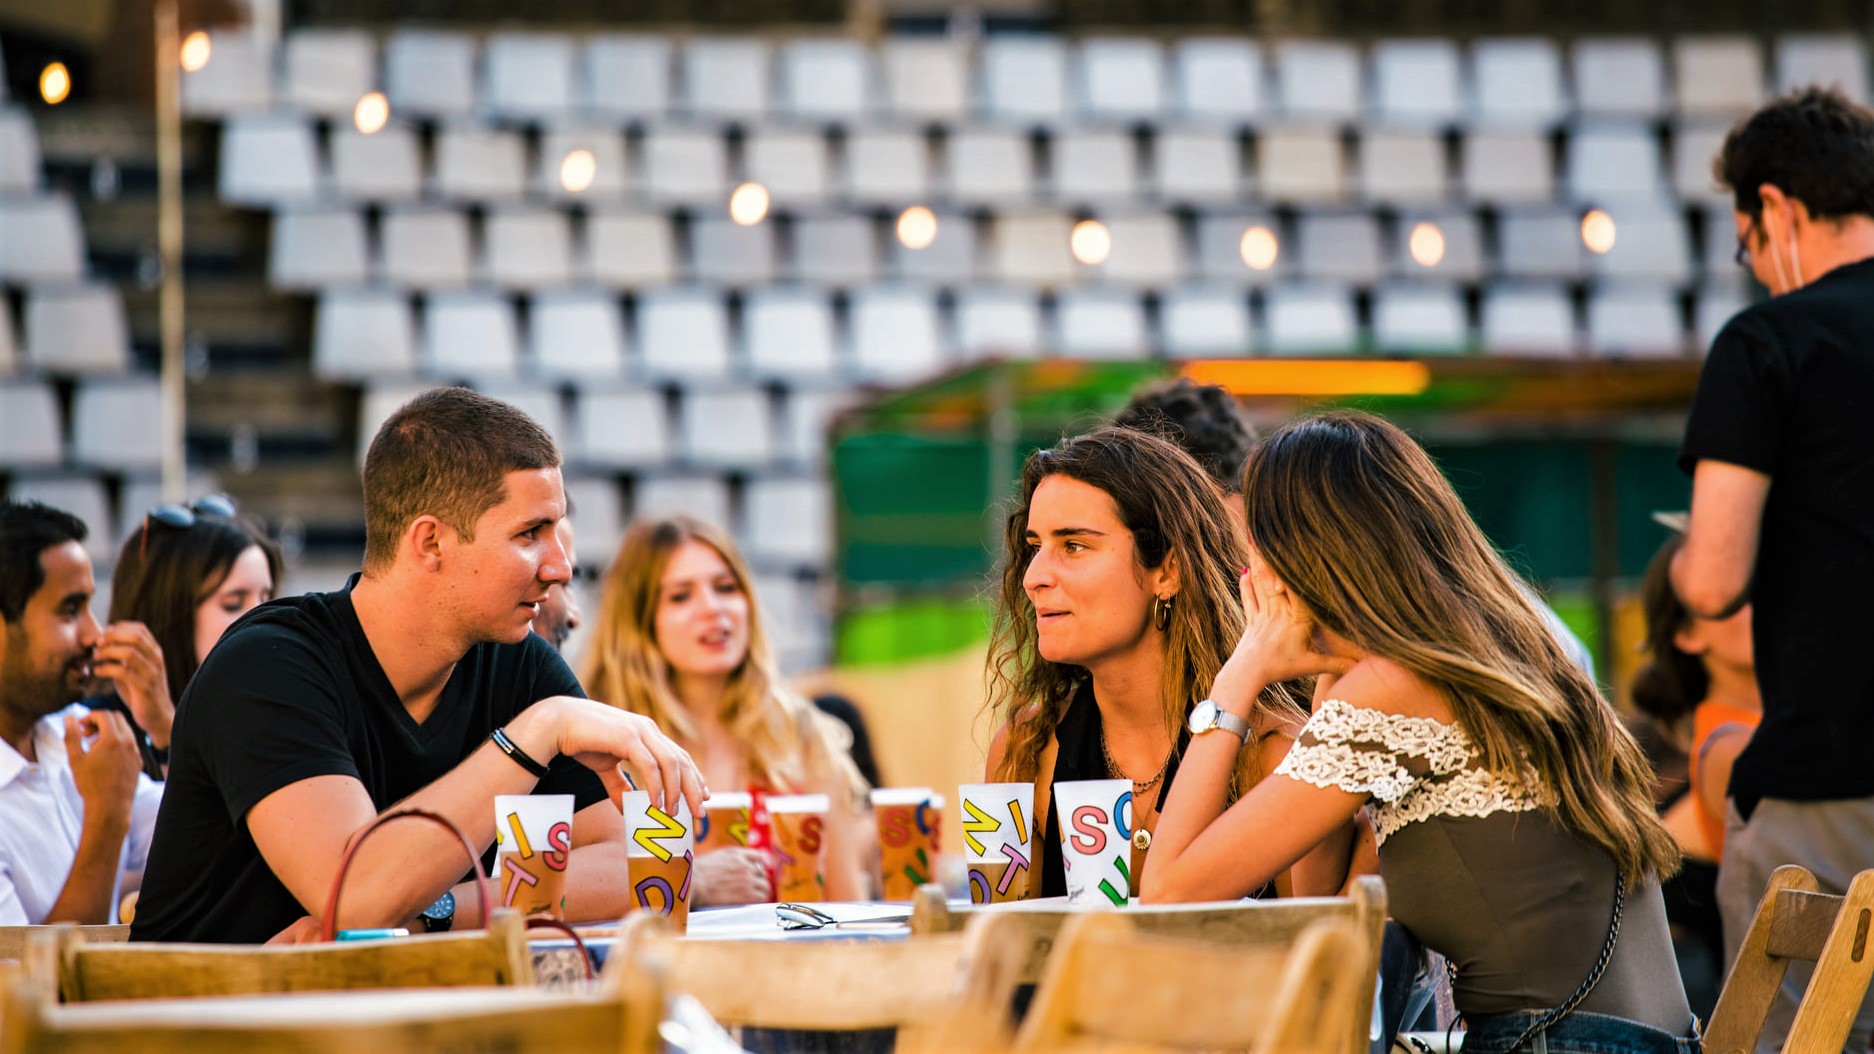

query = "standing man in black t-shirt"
132;388;707;943
1674;87;1874;1054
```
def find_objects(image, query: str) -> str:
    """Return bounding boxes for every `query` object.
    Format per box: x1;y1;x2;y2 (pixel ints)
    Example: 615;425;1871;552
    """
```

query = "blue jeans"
1461;1010;1700;1054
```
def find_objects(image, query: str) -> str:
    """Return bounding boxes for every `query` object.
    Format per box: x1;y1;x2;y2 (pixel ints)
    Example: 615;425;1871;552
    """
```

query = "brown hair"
1242;411;1679;884
360;387;560;573
578;516;859;794
1630;534;1708;731
986;426;1306;794
112;511;283;705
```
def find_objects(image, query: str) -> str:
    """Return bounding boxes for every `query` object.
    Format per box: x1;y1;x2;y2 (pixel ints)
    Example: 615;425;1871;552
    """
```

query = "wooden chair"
0;926;126;964
910;875;1387;1054
1708;865;1874;1054
26;909;534;1002
0;954;664;1054
1012;911;1372;1053
602;909;1026;1054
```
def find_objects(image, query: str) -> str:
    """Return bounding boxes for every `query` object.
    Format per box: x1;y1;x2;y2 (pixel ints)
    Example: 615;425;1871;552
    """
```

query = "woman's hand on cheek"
1217;554;1353;703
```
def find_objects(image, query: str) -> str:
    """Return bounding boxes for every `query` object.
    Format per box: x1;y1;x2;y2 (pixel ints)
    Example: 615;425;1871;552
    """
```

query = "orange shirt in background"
1690;700;1762;859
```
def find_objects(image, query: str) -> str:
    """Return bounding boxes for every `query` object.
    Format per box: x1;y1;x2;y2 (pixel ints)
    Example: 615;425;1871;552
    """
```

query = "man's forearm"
43;818;130;924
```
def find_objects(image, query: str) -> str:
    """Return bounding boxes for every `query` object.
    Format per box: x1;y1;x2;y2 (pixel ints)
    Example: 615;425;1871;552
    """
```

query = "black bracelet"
490;727;550;779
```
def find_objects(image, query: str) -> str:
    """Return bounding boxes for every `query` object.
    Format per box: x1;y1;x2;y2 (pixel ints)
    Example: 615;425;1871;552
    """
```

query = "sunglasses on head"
140;494;239;562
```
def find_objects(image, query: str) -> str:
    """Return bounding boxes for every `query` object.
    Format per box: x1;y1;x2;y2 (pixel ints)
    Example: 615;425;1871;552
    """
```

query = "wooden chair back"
602;910;1024;1053
0;958;664;1054
28;910;534;1002
1708;865;1874;1054
910;875;1386;1054
0;926;125;964
1012;911;1371;1054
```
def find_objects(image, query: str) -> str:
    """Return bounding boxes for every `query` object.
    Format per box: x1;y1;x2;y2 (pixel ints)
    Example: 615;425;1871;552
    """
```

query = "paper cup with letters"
1053;778;1135;908
620;790;695;933
766;793;830;902
958;782;1035;904
696;791;754;856
493;793;574;918
872;788;943;900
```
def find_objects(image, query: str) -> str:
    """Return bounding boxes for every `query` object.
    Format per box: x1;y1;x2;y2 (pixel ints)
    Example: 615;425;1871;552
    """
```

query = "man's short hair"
1716;86;1874;221
1112;378;1258;494
0;502;88;623
361;387;561;571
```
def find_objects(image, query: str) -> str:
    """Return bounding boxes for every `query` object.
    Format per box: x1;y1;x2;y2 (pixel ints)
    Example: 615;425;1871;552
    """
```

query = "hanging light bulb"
180;31;212;73
40;63;72;106
1239;225;1279;271
1581;209;1617;254
559;149;597;194
1408;222;1446;268
1071;219;1111;265
353;92;390;135
897;206;938;250
729;182;771;226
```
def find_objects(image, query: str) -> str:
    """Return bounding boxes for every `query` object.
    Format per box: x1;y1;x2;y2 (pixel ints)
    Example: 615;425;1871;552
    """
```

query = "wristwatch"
1188;700;1251;746
419;891;455;933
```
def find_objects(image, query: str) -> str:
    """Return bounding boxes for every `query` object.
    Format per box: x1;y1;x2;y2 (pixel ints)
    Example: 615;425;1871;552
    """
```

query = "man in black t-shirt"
132;388;706;943
1675;88;1874;1053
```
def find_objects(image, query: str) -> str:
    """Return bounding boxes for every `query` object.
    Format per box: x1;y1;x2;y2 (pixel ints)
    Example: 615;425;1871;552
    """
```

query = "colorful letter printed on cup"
872;787;943;901
766;793;831;902
695;790;754;855
958;782;1035;904
494;794;575;918
1052;779;1133;908
620;791;696;932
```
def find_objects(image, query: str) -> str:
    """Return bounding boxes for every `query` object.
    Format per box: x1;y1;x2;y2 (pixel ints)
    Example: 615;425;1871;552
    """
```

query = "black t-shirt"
130;578;605;943
1679;256;1874;811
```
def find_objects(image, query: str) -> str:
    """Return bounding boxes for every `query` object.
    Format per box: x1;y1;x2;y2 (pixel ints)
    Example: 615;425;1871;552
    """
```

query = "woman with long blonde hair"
985;426;1351;898
1144;411;1692;1053
581;516;868;904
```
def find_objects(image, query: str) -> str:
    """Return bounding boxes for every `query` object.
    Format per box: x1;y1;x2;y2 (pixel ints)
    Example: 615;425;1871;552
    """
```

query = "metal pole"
154;0;186;501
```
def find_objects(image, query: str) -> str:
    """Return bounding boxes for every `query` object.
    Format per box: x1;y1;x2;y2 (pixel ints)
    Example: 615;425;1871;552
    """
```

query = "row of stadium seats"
307;283;1745;380
211;114;1741;207
179;30;1866;128
262;204;1748;291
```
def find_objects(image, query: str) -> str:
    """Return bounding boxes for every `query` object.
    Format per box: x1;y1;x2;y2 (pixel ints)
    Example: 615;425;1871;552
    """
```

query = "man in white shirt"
0;501;162;925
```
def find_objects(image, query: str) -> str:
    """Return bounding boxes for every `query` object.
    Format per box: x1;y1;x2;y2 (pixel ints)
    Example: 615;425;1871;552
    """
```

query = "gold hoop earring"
1153;595;1173;632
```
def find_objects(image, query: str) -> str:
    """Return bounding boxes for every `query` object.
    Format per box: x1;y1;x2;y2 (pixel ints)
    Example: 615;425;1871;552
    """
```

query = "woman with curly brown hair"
984;425;1351;899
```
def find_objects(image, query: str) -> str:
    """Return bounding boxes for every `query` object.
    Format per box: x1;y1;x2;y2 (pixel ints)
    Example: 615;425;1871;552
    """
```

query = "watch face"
422;891;455;921
1189;700;1216;733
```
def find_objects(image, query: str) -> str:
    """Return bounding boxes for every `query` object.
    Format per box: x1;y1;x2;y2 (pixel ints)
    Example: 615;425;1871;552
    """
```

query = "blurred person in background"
581;516;870;904
985;426;1352;899
85;495;282;780
0;501;163;925
1143;412;1693;1054
1632;532;1759;1017
1673;87;1874;1053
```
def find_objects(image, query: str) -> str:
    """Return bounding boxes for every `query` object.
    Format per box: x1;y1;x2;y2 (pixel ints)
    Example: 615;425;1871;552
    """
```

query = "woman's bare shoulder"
1322;656;1452;724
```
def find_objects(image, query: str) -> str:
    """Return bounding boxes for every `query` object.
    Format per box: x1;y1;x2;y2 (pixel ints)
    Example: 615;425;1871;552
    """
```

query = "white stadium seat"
1054;288;1148;359
1565;123;1666;202
1673;36;1766;118
1296;212;1384;286
780;39;871;122
991;211;1075;287
1194;212;1285;284
528;290;628;382
679;388;774;469
1671;123;1730;203
433;125;528;203
25;284;129;375
1370;40;1464;129
314;290;417;379
536;128;630;202
378;207;473;289
476;384;567;449
269;207;369;290
743;476;832;566
561;476;625;564
1262;284;1359;355
482;207;574;290
632;474;731;526
980;36;1069;126
1052;131;1140;203
1391;210;1485;283
882;39;970;123
1574;38;1667;119
1373;284;1470;354
8;476;112;564
954;286;1043;360
282;30;375;117
1776;34;1869;102
1172;38;1266;124
1275;41;1362;124
384;30;478;119
636;289;732;379
1358;131;1447;204
946;129;1035;205
745;288;839;379
1591;205;1692;283
891;209;977;284
483;33;577;121
573;388;671;469
1481;283;1578;357
182;30;273;116
71;378;162;471
844;129;931;205
1460;132;1554;203
640;128;728;206
329;125;422;203
849;287;944;382
682;38;771;120
582;35;673;121
792;214;878;287
1497;207;1587;280
1257;128;1348;203
0;108;43;193
219;116;320;206
1153;129;1241;203
1088;212;1183;288
778;388;855;467
0;381;63;468
1077;38;1167;122
0;195;84;282
583;211;678;288
690;216;777;287
745;129;831;206
422;292;521;380
1159;286;1253;359
1470;39;1567;129
0;298;17;375
1588;287;1687;358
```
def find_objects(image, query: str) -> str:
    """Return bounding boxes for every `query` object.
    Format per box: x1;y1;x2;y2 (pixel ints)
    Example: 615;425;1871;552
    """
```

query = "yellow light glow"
39;63;71;106
353;91;390;135
1240;225;1279;271
897;206;938;250
729;182;770;226
180;31;212;73
1408;222;1446;268
1181;359;1433;397
559;149;597;194
1071;219;1111;266
1581;209;1617;255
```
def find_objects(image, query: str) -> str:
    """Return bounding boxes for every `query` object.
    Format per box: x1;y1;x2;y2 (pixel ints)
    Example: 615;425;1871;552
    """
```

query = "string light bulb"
1408;222;1446;268
1071;219;1111;266
897;206;938;250
39;63;71;106
559;149;597;194
1239;225;1279;271
1581;210;1617;254
729;182;770;226
180;31;212;73
353;92;390;135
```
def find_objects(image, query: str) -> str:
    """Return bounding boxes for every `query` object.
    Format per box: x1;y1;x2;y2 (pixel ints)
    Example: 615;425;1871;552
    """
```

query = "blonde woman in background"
581;516;868;904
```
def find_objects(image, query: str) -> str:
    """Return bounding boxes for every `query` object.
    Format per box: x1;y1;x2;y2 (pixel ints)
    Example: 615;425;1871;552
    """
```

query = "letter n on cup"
958;782;1035;904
